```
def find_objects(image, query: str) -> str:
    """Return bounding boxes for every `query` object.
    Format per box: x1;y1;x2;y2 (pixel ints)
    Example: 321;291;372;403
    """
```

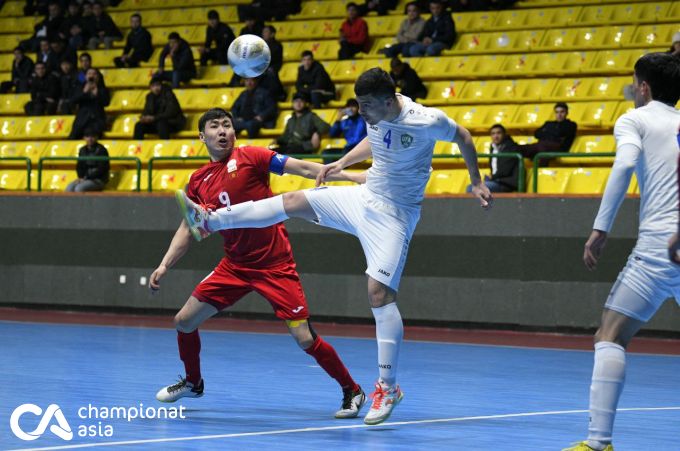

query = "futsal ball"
227;34;271;78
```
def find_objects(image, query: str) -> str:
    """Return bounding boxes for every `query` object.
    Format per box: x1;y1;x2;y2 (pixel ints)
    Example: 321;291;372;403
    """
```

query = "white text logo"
10;404;73;441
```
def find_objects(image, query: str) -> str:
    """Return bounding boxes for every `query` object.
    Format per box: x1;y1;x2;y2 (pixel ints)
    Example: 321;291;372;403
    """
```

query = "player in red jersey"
150;108;367;418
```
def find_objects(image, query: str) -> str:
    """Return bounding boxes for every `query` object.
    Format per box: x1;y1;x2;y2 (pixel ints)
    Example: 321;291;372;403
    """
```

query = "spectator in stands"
670;32;680;56
237;0;301;22
406;0;456;57
262;25;283;73
133;76;186;140
274;92;330;154
85;1;122;50
24;0;50;17
466;124;519;193
65;128;110;193
296;50;336;108
50;38;77;67
389;57;427;100
21;1;64;52
68;68;110;140
198;10;235;67
24;61;59;115
382;2;425;58
517;102;578;163
239;15;264;37
77;52;92;84
322;98;367;164
338;3;370;61
114;13;153;68
36;38;59;75
231;77;278;138
258;66;287;102
357;0;397;16
0;47;34;94
157;32;197;88
67;21;86;50
59;2;83;43
57;58;79;114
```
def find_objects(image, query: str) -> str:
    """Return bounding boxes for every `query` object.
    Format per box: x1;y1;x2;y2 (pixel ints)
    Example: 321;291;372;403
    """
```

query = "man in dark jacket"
295;50;336;108
0;47;34;93
21;1;64;52
24;61;59;115
66;128;110;192
157;32;197;88
133;76;186;140
231;77;277;138
262;25;282;73
517;102;578;164
69;68;110;139
389;57;427;100
275;92;331;154
85;1;122;50
57;59;80;114
36;38;59;75
114;14;153;68
467;124;520;193
407;0;456;56
199;10;235;66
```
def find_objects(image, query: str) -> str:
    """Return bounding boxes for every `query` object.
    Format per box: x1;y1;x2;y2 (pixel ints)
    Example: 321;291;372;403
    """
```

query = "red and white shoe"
175;189;212;241
363;382;403;425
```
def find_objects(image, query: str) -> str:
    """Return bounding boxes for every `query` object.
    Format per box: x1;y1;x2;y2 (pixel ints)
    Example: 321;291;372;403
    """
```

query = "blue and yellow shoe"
563;441;614;451
175;189;211;242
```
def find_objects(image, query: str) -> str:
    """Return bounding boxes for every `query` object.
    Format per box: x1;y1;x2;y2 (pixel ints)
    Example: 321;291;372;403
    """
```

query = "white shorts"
303;184;420;291
606;248;680;322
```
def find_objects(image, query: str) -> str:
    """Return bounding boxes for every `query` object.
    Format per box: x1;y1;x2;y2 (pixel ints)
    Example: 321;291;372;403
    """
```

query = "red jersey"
186;145;293;268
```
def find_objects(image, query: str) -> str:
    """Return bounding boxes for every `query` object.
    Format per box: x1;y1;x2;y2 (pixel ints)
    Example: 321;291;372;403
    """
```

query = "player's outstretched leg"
157;297;217;402
288;319;366;419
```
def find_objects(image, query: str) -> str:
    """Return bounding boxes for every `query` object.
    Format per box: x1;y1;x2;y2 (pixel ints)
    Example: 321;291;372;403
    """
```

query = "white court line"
9;406;680;451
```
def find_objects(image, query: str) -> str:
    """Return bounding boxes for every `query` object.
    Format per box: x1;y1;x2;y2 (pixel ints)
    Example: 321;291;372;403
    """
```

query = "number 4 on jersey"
383;129;392;149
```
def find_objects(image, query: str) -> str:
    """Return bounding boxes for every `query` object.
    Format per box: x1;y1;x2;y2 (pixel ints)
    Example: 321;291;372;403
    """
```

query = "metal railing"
531;152;616;193
0;157;32;191
37;156;143;192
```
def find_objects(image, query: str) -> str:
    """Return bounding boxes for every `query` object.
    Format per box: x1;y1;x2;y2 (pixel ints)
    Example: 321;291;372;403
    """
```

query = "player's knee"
367;284;395;308
174;314;196;333
594;328;629;348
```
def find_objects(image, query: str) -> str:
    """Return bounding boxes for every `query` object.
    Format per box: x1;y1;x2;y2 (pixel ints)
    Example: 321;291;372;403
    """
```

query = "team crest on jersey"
227;159;237;173
400;134;413;148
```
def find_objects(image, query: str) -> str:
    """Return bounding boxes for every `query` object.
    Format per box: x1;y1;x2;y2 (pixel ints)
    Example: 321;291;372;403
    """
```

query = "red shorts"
192;257;309;321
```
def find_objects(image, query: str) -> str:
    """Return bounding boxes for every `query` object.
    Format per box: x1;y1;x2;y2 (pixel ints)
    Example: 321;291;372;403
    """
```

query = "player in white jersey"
175;68;492;425
565;53;680;451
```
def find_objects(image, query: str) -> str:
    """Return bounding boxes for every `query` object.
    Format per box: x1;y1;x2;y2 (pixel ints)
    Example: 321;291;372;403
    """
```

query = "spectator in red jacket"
338;3;369;60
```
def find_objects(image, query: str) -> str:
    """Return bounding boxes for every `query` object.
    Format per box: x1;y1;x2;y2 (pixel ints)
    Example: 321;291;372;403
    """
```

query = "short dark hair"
634;52;680;106
554;102;568;112
263;24;276;34
150;75;163;85
34;61;46;67
80;52;91;61
346;98;359;108
490;123;507;134
83;127;99;138
13;46;23;53
347;2;358;9
354;67;396;99
207;9;219;20
198;108;233;132
404;1;420;13
168;32;180;41
301;50;314;59
131;13;141;21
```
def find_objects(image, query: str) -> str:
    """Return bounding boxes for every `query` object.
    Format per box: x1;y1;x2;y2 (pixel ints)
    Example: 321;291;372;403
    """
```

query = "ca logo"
10;404;73;441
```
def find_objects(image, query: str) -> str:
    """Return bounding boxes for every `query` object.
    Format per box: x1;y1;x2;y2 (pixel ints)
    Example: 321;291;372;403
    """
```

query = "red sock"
305;336;359;391
177;330;202;385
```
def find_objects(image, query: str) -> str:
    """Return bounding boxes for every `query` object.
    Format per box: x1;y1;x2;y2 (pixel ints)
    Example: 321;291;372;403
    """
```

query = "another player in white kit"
566;53;680;451
176;68;492;425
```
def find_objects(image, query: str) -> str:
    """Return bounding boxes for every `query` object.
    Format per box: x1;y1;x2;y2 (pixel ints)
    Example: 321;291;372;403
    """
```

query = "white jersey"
365;94;458;207
593;100;680;250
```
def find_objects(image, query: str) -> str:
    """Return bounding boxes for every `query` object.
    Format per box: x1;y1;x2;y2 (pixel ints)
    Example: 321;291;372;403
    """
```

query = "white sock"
587;341;626;450
371;303;403;387
207;195;289;231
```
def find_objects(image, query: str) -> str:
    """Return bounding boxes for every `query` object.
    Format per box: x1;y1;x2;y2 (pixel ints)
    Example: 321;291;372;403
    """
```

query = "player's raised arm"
453;123;493;209
316;136;373;186
149;220;194;293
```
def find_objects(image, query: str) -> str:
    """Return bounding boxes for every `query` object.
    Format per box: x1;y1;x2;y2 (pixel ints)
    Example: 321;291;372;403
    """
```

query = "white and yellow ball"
227;34;271;78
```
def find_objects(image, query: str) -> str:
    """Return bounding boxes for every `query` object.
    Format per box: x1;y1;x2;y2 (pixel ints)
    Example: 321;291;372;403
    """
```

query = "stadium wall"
1;194;679;333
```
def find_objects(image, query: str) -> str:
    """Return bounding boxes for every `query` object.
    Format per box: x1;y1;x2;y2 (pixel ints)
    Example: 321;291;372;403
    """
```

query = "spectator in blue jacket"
322;98;367;163
406;0;456;57
231;77;278;138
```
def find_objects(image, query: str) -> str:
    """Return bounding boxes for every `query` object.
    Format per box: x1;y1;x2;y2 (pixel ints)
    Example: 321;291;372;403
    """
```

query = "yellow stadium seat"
550;77;627;102
177;114;202;138
0;1;24;17
582;49;652;76
670;2;680;20
85;49;120;68
433;141;461;155
565;167;610;194
298;0;347;19
454;30;543;55
269;173;316;194
627;174;638;195
364;16;402;38
109;140;152;162
568;101;620;128
615;101;635;119
425;170;470;195
508;103;554;129
493;9;529;30
0;116;20;138
475;135;535;154
100;67;155;88
40;170;72;191
113;169;147;191
0;141;46;165
534;167;571;193
109;114;140;139
327;84;356;108
1;15;38;33
0;54;13;72
194;65;233;86
0;35;24;52
151;169;194;192
0;93;30;114
238;139;273;148
461;11;497;32
321;138;348;150
579;3;671;26
108;90;145;112
176;140;208;157
538;26;625;52
331;59;382;83
369;37;397;56
43;141;81;159
0;170;30;190
282;41;304;62
273;20;325;41
211;87;244;110
22;116;73;139
630;24;680;48
453;105;516;132
308;40;341;61
425;81;465;105
279;62;301;84
175;88;215;111
564;135;616;164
